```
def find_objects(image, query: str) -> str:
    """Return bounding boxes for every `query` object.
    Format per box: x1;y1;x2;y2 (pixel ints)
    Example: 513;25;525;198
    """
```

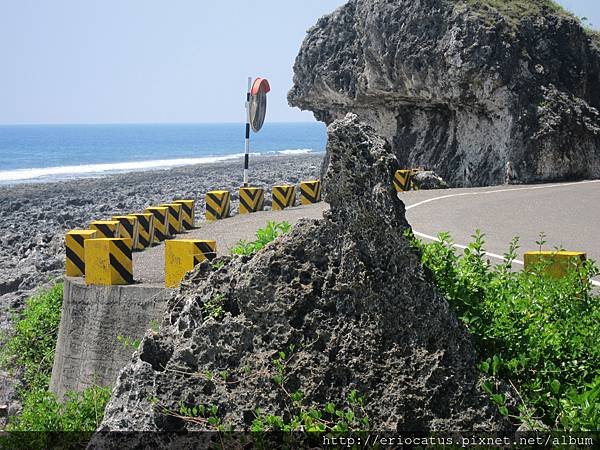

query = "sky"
0;0;598;125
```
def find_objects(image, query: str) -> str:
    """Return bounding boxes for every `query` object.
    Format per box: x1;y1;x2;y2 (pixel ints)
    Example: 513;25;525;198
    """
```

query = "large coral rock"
288;0;600;186
97;115;507;439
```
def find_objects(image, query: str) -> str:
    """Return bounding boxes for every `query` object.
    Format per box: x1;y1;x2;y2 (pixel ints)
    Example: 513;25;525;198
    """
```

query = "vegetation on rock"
231;220;292;256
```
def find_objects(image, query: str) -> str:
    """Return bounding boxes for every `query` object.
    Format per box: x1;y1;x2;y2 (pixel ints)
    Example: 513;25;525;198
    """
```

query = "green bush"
231;221;292;256
408;230;600;430
1;283;63;391
0;283;111;444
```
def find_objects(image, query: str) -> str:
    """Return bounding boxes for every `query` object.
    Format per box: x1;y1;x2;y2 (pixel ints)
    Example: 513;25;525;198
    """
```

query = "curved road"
402;180;600;286
133;180;599;287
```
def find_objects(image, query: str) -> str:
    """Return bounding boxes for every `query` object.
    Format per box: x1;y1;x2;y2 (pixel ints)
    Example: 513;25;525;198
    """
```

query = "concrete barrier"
112;215;139;250
146;206;170;241
165;240;217;288
393;170;413;192
50;278;171;400
174;200;195;230
239;187;265;214
65;230;97;277
205;190;231;221
300;180;322;205
129;213;155;250
84;238;133;286
90;220;120;238
160;203;183;235
272;185;296;211
524;251;587;279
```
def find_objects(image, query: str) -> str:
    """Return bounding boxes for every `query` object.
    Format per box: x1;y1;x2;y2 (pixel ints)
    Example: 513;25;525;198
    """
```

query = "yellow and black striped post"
112;215;139;250
65;230;97;277
84;238;133;286
90;220;120;239
271;185;296;211
146;206;170;242
129;213;155;250
205;190;231;221
393;169;415;192
524;251;587;279
299;180;322;205
174;200;195;230
160;203;183;235
239;187;264;214
165;239;217;288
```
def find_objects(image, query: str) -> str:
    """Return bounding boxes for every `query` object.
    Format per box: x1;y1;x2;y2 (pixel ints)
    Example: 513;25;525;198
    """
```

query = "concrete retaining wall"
50;278;171;399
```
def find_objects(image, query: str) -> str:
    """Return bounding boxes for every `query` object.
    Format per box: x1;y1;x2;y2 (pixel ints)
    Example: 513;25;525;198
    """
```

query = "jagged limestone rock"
288;0;600;187
413;171;450;189
96;115;509;440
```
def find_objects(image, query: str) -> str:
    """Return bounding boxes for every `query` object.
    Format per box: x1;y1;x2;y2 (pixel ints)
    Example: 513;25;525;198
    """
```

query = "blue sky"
0;0;598;125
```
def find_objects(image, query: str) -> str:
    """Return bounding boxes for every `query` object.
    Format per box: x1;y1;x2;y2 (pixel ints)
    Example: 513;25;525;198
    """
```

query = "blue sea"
0;122;327;184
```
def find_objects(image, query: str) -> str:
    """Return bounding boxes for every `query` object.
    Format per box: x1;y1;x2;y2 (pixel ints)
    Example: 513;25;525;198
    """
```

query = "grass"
459;0;600;46
408;229;600;430
231;220;292;256
0;283;111;449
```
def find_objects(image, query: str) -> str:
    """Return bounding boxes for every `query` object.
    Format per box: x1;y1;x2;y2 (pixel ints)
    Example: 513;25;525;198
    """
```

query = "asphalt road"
134;202;329;285
134;179;600;286
402;180;600;285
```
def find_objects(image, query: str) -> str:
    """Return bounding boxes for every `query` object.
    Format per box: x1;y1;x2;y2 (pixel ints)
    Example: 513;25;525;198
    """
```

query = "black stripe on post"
96;224;114;238
273;195;286;210
109;254;133;283
244;154;249;170
138;216;148;229
66;247;85;274
205;203;219;218
245;123;250;139
194;242;215;255
123;220;133;236
179;203;192;216
72;234;85;248
113;239;132;259
239;196;253;213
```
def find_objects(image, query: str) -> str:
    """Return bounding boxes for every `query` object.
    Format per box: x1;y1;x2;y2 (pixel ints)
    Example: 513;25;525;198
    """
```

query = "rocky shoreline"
0;152;324;416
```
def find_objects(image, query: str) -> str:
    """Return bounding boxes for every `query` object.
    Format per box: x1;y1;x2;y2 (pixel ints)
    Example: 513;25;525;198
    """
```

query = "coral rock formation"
97;115;508;439
288;0;600;186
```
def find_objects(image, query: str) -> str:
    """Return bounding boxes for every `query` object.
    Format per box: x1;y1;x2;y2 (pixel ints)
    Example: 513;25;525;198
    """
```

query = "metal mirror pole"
243;76;252;188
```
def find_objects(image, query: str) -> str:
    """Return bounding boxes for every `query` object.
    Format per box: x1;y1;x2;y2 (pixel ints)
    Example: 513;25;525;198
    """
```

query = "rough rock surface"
0;154;322;430
413;170;449;190
288;0;600;187
98;115;509;436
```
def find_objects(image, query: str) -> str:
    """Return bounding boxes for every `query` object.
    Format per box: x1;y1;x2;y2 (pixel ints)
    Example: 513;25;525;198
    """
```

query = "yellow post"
129;213;155;250
90;220;120;239
524;251;587;279
205;190;231;221
160;203;183;235
271;185;296;211
112;215;139;250
174;200;195;230
299;180;322;205
84;238;133;286
239;187;265;214
393;170;414;192
165;239;217;288
145;206;170;241
65;230;97;277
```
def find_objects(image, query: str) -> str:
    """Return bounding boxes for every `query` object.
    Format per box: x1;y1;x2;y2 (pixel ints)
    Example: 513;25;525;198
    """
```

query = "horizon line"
0;120;321;127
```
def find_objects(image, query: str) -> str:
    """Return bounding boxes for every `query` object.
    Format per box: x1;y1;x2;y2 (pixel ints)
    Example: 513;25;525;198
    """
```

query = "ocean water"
0;122;327;184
